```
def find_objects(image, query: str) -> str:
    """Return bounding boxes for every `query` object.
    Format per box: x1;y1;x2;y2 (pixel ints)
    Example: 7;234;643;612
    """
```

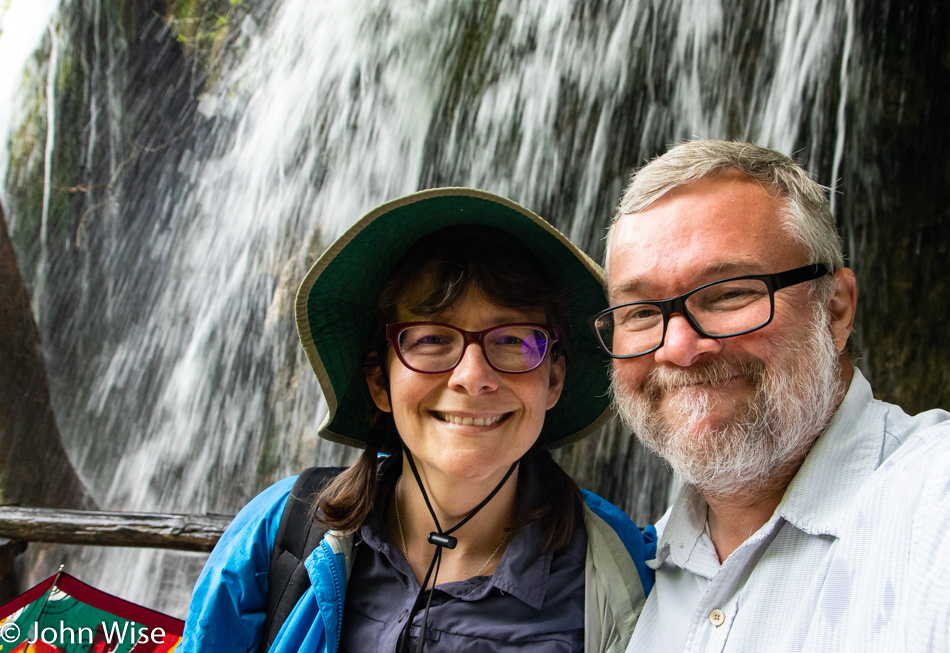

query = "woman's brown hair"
315;225;584;551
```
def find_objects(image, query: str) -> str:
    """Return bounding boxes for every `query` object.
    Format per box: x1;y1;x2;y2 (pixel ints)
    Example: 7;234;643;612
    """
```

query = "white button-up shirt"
627;369;950;652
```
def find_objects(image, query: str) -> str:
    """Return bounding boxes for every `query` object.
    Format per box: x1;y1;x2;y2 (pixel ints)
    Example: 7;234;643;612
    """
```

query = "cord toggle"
427;533;457;549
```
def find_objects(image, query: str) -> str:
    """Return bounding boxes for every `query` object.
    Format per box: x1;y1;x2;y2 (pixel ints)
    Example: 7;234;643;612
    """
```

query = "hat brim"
295;187;612;451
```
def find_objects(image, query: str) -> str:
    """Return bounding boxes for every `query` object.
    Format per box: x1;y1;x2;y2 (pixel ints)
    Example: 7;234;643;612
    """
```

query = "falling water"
4;0;868;614
829;0;854;216
34;23;58;323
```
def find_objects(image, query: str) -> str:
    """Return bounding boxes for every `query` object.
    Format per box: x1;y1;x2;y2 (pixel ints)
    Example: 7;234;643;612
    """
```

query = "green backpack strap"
258;466;345;653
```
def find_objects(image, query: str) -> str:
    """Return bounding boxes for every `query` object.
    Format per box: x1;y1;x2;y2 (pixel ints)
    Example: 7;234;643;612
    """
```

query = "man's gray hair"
608;140;845;285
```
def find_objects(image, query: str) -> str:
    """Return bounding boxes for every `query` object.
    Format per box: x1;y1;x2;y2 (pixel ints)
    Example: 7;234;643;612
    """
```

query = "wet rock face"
838;2;950;415
0;200;94;510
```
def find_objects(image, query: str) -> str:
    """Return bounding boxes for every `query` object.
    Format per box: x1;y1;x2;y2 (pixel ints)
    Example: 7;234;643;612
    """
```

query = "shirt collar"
441;457;553;610
652;368;886;568
359;455;553;610
777;368;885;537
650;484;719;575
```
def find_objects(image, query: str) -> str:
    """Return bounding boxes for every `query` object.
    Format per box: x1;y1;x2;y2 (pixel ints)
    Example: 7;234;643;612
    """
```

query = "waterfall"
829;0;855;216
34;23;58;324
3;0;873;615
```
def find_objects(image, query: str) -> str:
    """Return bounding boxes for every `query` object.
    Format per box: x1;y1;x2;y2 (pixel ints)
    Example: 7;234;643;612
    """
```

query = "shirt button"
709;609;726;626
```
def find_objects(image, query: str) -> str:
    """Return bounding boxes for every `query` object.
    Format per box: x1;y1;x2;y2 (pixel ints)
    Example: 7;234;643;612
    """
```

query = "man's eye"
616;306;662;327
703;286;767;310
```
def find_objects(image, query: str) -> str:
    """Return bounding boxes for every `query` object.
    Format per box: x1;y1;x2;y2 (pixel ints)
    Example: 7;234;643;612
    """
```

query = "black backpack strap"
258;466;345;653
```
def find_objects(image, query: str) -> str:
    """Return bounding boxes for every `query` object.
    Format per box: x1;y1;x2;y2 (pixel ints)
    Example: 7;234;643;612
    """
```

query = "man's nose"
448;342;500;394
653;314;722;367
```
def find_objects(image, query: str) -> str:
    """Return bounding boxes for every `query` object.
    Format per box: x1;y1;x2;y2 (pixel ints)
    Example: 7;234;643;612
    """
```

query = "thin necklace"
474;532;509;576
395;474;409;560
393;474;509;577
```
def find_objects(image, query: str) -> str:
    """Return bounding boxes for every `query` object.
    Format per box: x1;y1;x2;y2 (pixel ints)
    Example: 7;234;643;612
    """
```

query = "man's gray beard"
612;307;844;499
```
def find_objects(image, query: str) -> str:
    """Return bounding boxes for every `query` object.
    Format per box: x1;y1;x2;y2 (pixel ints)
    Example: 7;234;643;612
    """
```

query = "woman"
182;188;655;653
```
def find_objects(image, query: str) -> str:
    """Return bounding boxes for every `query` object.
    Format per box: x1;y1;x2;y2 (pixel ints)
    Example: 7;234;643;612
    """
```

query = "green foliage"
163;0;250;86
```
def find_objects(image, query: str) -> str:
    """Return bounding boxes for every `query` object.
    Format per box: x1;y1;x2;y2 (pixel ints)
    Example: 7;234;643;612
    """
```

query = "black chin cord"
398;443;519;653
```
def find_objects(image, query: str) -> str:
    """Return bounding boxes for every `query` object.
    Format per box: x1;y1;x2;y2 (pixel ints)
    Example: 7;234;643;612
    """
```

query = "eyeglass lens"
395;324;551;373
595;277;773;357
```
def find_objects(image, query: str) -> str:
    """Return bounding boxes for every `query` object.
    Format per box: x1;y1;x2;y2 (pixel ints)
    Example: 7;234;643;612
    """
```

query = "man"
594;139;950;651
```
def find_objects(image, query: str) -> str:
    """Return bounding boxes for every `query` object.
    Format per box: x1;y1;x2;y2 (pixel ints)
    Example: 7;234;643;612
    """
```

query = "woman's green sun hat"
295;187;612;451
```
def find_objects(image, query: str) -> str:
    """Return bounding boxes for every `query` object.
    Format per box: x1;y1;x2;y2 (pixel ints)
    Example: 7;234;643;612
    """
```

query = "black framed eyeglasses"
385;322;559;374
589;263;830;359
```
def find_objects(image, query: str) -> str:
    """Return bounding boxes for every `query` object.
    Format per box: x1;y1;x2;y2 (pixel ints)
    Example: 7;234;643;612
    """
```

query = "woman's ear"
366;359;392;413
545;355;566;410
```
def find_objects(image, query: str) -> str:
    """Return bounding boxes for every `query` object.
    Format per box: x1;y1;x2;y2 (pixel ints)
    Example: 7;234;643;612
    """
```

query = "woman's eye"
409;334;450;348
399;328;455;351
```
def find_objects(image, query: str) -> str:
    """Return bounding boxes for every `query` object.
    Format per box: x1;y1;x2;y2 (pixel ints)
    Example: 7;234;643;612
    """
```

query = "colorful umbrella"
0;570;182;652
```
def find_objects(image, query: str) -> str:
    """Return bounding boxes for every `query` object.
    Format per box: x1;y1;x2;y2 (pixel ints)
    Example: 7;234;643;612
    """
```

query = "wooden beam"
0;507;232;552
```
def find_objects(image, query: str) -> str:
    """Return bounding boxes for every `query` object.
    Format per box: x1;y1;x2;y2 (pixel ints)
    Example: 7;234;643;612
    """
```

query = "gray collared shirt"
340;458;587;652
627;368;950;652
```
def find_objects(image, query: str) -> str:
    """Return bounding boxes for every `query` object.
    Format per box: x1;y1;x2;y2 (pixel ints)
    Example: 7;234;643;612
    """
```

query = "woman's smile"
433;411;512;427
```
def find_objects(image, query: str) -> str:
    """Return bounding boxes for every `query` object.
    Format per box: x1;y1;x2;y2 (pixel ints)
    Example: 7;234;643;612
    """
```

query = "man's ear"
827;267;858;352
366;360;392;413
546;355;566;410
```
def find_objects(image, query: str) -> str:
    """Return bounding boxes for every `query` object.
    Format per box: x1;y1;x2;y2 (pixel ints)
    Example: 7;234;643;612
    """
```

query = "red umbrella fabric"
0;570;182;652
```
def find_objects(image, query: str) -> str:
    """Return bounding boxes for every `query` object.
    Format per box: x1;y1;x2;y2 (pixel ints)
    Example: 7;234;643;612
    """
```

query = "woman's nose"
447;342;500;394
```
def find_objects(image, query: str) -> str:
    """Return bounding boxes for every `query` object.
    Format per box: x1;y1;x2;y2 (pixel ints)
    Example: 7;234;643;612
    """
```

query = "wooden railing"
0;506;232;604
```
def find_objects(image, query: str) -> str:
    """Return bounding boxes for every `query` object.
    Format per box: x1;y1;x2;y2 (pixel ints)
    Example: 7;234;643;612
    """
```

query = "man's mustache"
641;356;767;402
